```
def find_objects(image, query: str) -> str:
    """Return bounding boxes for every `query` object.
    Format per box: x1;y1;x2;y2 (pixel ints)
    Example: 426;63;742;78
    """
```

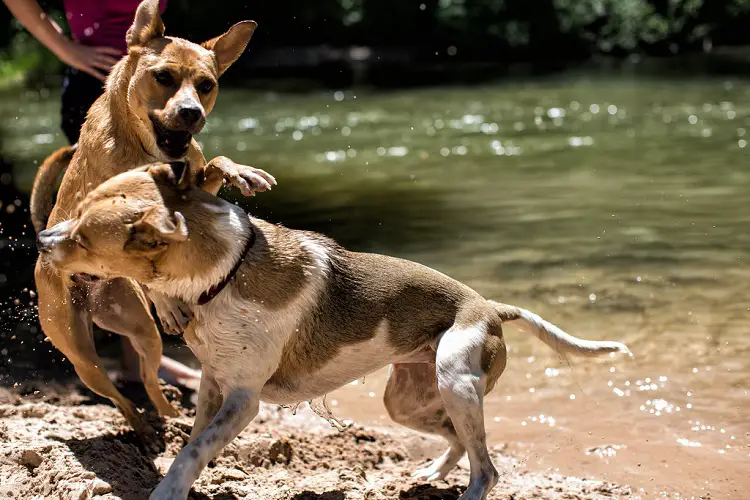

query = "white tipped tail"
489;301;632;358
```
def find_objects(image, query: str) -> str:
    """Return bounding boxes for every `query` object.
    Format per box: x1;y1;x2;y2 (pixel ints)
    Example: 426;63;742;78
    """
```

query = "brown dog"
31;0;275;437
38;162;630;499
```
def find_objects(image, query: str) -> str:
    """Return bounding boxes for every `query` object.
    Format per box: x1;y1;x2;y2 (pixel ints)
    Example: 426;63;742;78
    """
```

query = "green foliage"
0;15;63;90
555;0;750;52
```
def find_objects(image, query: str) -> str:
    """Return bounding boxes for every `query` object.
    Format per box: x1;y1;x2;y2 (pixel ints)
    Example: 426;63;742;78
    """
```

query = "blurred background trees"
2;0;750;88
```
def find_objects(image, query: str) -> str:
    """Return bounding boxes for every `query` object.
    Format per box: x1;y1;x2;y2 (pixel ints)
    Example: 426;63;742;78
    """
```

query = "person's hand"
57;40;122;81
2;0;123;81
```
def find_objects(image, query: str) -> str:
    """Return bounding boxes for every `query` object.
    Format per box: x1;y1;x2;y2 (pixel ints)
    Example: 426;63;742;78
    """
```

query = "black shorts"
60;67;105;144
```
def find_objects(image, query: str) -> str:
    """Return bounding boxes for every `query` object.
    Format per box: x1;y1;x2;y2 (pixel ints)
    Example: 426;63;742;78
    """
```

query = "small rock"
269;438;292;464
71;485;89;500
91;479;113;495
154;456;175;474
17;449;43;468
223;468;247;481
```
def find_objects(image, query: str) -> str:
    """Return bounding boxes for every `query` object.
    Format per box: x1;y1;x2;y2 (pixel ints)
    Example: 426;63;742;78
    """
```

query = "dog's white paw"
411;445;465;482
412;465;446;482
227;165;276;197
150;291;193;335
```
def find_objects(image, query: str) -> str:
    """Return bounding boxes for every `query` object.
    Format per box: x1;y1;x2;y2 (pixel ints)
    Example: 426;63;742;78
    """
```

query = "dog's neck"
197;224;256;305
149;202;253;304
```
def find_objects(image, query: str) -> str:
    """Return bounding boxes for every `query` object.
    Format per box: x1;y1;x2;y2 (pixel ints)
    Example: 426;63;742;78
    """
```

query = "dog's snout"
36;219;74;255
178;105;203;126
36;230;50;253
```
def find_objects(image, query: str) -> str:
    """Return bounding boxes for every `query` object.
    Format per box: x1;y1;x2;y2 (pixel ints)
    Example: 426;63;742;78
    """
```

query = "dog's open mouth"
70;273;101;285
151;118;192;159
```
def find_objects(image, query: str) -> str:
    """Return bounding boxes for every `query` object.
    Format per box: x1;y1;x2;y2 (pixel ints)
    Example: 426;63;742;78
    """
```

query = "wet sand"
0;386;633;499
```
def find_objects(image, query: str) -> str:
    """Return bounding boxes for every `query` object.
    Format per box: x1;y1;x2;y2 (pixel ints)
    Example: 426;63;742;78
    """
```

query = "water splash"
309;395;351;432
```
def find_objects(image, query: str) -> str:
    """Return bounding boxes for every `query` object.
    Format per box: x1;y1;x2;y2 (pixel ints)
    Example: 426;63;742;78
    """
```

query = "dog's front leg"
202;155;277;196
147;288;193;335
150;388;258;500
189;372;222;441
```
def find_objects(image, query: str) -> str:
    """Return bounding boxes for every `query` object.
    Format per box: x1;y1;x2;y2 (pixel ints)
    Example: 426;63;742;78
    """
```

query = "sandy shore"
0;383;633;500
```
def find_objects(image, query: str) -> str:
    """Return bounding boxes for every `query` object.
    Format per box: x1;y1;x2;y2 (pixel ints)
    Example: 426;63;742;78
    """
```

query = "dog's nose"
178;105;203;126
36;230;51;253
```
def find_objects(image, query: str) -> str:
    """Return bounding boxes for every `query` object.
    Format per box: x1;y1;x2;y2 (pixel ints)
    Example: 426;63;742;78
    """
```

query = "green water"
2;75;749;493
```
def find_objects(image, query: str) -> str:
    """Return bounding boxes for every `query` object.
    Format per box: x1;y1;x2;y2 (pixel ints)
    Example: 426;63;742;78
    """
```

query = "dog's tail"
30;143;77;233
489;300;632;358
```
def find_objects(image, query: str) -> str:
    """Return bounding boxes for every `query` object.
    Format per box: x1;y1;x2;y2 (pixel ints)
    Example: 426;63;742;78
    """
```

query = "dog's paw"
134;421;163;455
412;464;447;482
226;164;276;197
150;291;193;335
411;453;461;482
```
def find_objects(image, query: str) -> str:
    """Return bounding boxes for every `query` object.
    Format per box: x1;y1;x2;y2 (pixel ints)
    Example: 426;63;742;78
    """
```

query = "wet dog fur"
31;0;274;439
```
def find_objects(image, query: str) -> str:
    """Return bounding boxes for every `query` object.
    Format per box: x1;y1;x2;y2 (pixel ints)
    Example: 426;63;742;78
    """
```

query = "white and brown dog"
37;162;631;500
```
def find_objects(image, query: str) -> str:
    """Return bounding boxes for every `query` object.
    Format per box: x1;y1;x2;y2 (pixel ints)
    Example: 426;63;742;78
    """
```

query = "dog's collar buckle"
197;226;255;306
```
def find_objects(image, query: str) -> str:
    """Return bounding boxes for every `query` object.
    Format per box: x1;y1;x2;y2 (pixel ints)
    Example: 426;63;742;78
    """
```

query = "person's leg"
60;67;104;144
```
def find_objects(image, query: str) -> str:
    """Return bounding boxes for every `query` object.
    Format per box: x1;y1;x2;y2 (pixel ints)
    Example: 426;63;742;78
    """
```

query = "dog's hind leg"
91;278;178;417
434;314;507;500
35;262;142;431
384;363;466;481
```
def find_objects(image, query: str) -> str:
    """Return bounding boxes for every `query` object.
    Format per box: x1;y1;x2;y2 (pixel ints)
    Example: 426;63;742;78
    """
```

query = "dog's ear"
168;161;192;190
126;0;165;49
202;21;258;76
148;161;192;190
126;207;188;255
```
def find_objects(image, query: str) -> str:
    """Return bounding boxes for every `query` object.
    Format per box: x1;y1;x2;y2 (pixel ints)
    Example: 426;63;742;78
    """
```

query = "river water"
2;73;749;497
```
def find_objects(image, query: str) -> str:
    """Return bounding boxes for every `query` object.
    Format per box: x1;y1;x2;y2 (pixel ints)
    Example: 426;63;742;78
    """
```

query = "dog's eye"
154;70;175;87
196;79;215;94
75;236;89;251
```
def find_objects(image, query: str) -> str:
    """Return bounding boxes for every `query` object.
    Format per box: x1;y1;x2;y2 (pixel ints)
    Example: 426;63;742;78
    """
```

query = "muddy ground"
0;382;633;500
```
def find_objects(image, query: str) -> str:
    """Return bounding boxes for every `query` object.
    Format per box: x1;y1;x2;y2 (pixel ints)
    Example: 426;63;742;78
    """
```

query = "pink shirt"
63;0;168;54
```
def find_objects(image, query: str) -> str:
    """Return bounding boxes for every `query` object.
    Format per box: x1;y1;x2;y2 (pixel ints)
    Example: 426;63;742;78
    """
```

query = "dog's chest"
187;292;299;390
185;292;407;405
